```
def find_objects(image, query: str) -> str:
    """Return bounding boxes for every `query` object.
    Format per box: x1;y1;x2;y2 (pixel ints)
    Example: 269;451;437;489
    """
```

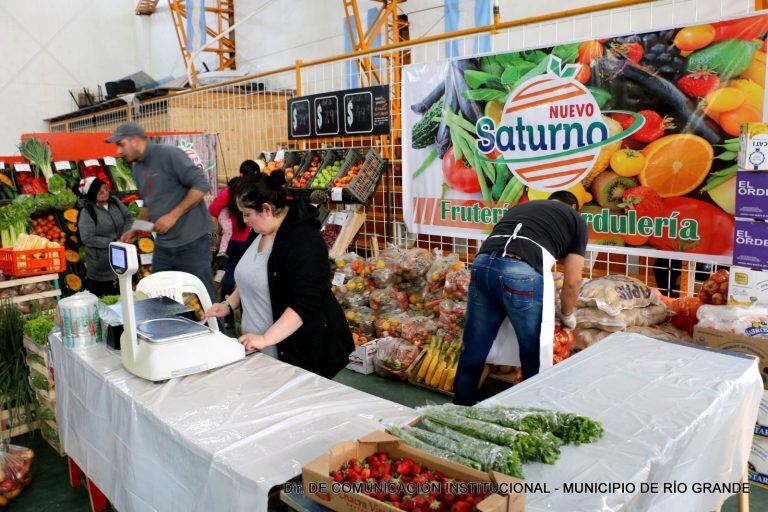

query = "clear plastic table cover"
482;332;763;512
49;332;416;512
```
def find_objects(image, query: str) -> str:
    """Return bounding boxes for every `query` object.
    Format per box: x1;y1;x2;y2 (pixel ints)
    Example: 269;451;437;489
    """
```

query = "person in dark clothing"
454;193;587;405
77;177;134;296
203;170;353;379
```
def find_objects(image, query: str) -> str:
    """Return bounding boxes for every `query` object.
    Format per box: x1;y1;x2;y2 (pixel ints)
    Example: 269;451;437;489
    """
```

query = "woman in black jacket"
204;170;353;379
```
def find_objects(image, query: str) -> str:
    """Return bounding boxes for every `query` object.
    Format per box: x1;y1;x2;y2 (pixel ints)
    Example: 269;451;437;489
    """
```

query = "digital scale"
109;242;245;381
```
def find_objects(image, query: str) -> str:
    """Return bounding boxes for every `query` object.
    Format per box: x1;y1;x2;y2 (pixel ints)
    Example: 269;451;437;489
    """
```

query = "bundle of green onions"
18;137;53;182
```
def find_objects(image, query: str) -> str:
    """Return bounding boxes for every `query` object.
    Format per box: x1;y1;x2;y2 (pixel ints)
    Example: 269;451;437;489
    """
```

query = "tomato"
622;233;650;246
578;41;604;64
673;25;715;51
574;62;590;84
649;197;735;255
610;149;646;177
442;147;481;193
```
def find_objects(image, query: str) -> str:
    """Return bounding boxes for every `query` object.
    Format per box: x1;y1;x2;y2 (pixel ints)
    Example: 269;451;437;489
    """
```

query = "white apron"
483;223;556;372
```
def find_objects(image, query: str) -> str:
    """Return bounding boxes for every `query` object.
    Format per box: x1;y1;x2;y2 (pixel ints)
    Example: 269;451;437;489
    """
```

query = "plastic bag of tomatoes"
0;441;34;506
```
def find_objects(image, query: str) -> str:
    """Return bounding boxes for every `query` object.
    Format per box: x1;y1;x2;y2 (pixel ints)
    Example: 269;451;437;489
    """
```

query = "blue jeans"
454;252;544;405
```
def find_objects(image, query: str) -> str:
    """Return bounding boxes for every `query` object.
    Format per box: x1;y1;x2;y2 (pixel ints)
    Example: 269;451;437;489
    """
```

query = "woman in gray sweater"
77;177;134;296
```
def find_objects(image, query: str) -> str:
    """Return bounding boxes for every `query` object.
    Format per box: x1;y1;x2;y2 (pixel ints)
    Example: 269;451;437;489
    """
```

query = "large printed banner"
149;133;218;202
403;13;768;262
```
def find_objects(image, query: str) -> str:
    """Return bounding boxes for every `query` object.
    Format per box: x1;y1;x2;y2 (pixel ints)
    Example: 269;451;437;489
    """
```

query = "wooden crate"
0;273;61;306
0;403;38;439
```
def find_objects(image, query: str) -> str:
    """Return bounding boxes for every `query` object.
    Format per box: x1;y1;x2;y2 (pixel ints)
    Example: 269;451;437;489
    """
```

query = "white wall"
0;0;182;154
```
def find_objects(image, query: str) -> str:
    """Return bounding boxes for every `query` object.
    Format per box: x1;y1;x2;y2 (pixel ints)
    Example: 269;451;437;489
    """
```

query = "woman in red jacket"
209;160;260;301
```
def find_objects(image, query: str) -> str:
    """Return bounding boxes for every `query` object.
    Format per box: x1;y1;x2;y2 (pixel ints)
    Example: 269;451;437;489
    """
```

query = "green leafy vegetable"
552;43;581;64
417;418;523;478
462;88;508;102
18;137;53;182
24;316;55;346
421;407;561;464
464;70;499;90
109;158;138;191
386;425;483;470
100;295;120;306
0;300;36;433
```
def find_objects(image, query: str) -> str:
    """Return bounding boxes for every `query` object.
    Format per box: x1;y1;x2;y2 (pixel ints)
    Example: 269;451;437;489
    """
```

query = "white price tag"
0;162;5;170
214;269;226;283
84;159;100;167
139;253;153;265
335;211;352;226
332;272;347;287
54;161;71;171
103;157;117;166
274;149;285;162
14;163;31;172
331;187;343;202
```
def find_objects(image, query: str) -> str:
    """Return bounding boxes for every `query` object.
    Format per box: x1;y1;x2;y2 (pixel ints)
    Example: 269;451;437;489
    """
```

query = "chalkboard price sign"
314;96;339;136
288;85;390;139
289;99;310;138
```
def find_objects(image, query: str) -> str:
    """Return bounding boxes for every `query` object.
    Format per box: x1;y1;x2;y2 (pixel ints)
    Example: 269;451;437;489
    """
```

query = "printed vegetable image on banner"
403;12;768;262
148;133;218;201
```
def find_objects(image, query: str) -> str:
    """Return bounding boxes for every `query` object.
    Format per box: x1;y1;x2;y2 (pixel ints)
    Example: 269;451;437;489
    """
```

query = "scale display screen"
111;245;127;274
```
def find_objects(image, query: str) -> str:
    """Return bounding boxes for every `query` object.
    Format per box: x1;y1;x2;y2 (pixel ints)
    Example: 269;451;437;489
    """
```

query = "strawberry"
677;69;719;98
378;452;389;462
395;462;411;475
401;498;416;511
451;502;472;512
632;110;675;143
411;464;422;476
390;493;402;503
331;471;344;483
430;501;444;511
611;42;643;63
414;495;428;509
620;186;663;218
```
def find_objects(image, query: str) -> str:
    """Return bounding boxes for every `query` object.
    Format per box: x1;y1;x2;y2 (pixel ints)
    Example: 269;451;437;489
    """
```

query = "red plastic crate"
0;246;65;277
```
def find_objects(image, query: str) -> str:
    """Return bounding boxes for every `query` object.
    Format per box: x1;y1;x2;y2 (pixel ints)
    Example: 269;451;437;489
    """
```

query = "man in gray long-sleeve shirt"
109;123;217;302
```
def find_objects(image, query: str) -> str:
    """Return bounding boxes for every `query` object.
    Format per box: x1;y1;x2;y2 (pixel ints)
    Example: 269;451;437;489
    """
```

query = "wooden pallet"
0;404;38;439
0;273;61;305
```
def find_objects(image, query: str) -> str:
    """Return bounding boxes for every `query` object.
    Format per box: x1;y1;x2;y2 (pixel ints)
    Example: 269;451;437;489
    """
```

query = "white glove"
558;310;577;330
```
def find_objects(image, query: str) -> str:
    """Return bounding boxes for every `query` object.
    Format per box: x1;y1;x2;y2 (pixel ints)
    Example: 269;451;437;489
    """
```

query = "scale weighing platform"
109;242;245;381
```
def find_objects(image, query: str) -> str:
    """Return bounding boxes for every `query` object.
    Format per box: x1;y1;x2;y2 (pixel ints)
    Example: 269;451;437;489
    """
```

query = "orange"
741;51;766;87
719;103;761;136
640;134;713;198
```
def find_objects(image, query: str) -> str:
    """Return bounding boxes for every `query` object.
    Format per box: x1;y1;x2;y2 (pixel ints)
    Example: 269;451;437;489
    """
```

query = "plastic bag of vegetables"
396;247;434;282
0;440;34;505
372;337;419;380
425;253;463;293
400;315;438;347
443;269;470;301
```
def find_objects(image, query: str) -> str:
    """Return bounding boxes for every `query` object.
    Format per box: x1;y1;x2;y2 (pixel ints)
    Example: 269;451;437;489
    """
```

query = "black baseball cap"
105;122;146;143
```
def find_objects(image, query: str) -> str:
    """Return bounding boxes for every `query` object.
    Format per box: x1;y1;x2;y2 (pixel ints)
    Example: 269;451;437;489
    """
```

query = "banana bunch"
416;335;462;393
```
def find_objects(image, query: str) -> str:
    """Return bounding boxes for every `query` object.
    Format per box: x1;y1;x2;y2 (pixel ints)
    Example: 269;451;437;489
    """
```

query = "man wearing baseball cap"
108;122;217;302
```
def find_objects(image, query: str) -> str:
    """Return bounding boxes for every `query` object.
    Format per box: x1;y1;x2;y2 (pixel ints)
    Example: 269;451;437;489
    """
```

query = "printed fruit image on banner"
403;12;768;262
